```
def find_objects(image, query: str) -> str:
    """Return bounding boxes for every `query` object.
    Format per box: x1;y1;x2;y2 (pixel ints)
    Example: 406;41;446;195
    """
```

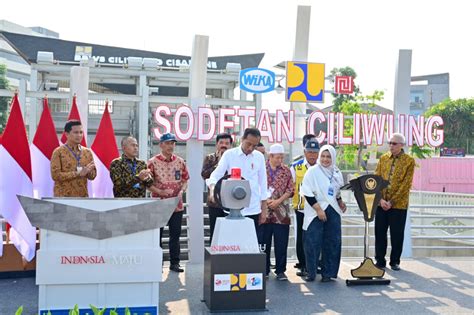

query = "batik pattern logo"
335;76;354;94
286;61;325;103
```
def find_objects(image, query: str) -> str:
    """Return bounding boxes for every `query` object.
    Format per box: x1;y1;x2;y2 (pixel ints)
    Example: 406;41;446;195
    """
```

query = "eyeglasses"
388;142;401;146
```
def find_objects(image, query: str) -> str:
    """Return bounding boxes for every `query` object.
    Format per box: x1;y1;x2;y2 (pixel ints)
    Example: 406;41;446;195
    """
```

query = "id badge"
77;166;83;173
133;183;141;189
175;170;181;180
328;186;334;196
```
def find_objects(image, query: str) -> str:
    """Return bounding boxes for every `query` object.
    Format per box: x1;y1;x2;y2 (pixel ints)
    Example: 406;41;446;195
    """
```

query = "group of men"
50;119;415;277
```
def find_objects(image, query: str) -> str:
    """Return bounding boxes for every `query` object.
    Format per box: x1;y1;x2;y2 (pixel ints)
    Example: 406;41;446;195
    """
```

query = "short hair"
64;120;82;133
257;142;264;147
216;133;233;144
391;133;406;144
303;134;316;146
121;136;136;147
242;128;261;140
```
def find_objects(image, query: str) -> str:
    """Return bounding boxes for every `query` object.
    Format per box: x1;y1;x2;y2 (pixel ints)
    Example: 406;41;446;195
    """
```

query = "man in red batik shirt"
148;133;189;273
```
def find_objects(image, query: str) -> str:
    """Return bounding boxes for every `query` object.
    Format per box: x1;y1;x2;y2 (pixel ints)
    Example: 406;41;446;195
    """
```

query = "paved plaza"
1;257;473;314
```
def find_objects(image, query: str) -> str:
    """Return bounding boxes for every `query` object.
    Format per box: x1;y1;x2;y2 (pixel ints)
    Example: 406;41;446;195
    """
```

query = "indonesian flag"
31;97;60;198
90;102;119;197
60;95;87;146
0;94;37;261
0;132;2;257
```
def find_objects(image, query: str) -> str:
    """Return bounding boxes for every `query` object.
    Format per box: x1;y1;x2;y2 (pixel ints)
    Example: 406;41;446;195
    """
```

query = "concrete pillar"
393;49;412;130
240;90;247;137
138;74;149;160
186;35;209;264
255;93;262;128
291;5;311;159
393;49;413;258
19;78;27;121
28;69;38;140
70;66;90;143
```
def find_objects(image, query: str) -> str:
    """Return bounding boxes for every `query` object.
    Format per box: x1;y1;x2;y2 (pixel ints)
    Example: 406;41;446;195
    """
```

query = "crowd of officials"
51;120;415;280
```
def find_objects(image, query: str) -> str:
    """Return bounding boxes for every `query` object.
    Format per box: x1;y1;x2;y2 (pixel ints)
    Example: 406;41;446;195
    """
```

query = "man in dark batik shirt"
201;133;233;242
110;136;153;198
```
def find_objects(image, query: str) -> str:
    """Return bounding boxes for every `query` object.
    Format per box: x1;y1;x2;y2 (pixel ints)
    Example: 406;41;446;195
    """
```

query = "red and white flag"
0;94;36;261
61;95;87;146
31;97;60;198
90;102;119;197
0;132;2;257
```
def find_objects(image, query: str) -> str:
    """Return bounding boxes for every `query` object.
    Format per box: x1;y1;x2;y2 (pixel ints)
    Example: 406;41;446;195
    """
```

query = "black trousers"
209;206;226;243
160;211;183;266
261;223;290;275
375;206;408;266
295;210;306;268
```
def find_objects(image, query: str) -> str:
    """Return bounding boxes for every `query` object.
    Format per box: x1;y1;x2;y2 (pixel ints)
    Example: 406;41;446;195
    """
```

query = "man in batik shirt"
259;144;294;281
110;136;153;198
148;133;189;273
51;120;96;197
201;133;233;242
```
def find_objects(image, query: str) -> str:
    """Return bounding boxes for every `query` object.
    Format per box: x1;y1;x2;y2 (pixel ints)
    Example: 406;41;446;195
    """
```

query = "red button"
230;167;241;179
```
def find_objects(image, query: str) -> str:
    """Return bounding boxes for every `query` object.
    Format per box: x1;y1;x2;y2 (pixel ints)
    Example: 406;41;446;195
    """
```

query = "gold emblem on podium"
344;175;390;286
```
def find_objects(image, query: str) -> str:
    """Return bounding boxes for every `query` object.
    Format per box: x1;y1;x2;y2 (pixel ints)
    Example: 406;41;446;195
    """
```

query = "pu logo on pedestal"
214;273;263;291
239;68;275;93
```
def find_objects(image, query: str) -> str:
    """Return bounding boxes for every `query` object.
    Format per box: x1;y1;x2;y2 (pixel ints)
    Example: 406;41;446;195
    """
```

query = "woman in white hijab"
299;145;347;282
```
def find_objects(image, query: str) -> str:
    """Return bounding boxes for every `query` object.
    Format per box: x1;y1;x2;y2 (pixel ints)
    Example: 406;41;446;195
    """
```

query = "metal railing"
2;200;473;258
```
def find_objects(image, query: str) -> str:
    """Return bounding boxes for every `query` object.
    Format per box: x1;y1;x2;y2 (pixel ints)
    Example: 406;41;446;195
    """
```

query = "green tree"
0;64;10;133
337;90;383;170
425;98;474;154
328;66;361;113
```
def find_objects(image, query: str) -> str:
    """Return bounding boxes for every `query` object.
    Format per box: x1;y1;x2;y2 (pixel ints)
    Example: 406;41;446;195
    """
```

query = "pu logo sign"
335;76;354;94
231;273;248;291
286;61;325;103
214;273;263;291
239;68;275;93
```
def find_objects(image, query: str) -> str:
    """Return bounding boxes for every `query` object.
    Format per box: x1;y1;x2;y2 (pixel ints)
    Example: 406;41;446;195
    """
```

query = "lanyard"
268;165;279;185
126;160;137;175
64;144;81;166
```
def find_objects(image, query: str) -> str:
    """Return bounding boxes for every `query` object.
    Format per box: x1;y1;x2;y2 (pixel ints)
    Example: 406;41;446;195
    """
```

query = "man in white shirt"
207;128;268;231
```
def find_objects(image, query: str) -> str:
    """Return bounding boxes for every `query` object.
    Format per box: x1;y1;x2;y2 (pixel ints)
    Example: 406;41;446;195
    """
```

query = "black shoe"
390;264;401;271
304;276;315;282
375;262;386;269
170;264;184;273
296;269;307;277
276;272;288;281
317;267;322;274
294;263;302;269
321;277;333;283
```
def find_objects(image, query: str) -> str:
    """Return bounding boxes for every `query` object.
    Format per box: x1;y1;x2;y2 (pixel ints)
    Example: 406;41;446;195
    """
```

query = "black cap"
305;140;320;152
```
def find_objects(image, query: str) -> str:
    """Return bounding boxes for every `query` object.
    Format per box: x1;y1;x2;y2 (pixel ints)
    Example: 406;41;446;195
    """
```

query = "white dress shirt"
207;146;267;216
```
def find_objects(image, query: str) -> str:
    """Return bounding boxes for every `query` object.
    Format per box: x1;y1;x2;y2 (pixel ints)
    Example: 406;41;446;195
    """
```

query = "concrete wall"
412;157;474;194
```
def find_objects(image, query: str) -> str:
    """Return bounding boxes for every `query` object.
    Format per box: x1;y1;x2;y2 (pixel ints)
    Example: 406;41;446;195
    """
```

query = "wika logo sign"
239;68;275;94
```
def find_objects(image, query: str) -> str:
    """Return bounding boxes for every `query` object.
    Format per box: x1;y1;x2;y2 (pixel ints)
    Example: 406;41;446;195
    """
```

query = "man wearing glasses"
374;133;415;271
